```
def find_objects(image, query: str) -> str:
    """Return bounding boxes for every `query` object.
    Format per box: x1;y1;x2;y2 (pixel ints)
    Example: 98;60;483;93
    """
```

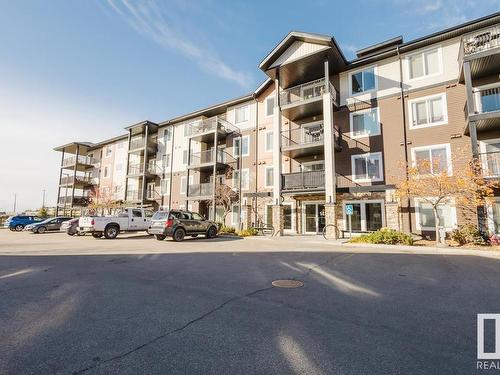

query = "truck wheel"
206;226;218;239
92;232;103;239
15;224;24;232
37;226;46;234
173;228;185;242
155;234;166;241
104;225;119;239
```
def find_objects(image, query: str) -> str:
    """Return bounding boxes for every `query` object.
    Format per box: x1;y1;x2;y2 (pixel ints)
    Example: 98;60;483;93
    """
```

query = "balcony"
480;151;500;178
185;116;240;142
460;24;500;81
57;196;90;206
128;137;157;155
187;183;214;200
280;78;339;121
281;125;341;158
466;86;500;133
59;175;94;187
127;163;144;176
282;170;325;192
126;190;142;202
61;155;96;170
187;149;235;171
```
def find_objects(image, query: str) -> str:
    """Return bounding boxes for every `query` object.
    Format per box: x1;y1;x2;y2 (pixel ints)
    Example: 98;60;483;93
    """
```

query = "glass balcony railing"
61;155;96;167
187;183;214;197
188;149;234;166
474;86;500;114
127;164;144;175
280;79;339;107
185;116;240;137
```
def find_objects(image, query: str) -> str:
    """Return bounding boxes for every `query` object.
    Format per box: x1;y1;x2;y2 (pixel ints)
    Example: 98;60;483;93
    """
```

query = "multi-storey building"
55;13;500;237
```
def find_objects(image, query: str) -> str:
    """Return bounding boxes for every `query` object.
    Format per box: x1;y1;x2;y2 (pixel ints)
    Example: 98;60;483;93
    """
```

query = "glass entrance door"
303;203;325;234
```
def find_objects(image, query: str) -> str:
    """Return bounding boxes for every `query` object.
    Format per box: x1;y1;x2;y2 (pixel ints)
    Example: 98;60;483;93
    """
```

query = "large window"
182;150;189;165
415;199;456;231
233;169;249;190
411;144;451;175
180;175;193;194
265;131;273;152
160;178;170;195
408;47;441;80
231;205;246;226
265;166;274;188
409;94;447;129
265;96;275;117
343;200;384;232
235;105;249;123
233;135;250;157
163;127;172;142
351;152;383;182
162;154;170;169
350;108;380;138
350;66;376;94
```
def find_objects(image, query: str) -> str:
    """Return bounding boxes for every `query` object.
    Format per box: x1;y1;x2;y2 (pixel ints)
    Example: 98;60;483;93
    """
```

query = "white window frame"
342;199;385;232
231;205;247;226
408;93;448;129
301;120;324;143
348;65;377;96
479;138;500;178
160;178;170;196
180;175;193;195
265;130;273;152
162;154;170;169
406;46;443;82
265;204;274;227
163;127;172;143
414;197;457;231
265;166;274;188
234;104;249;124
105;146;112;158
182;149;189;165
411;143;452;176
265;95;275;118
282;202;295;233
349;107;381;139
233;135;250;157
233;168;249;190
300;161;325;172
486;197;500;235
103;166;109;178
146;182;155;200
351;152;384;182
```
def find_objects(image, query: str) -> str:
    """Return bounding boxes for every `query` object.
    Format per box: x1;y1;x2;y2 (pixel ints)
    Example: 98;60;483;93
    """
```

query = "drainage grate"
272;279;304;288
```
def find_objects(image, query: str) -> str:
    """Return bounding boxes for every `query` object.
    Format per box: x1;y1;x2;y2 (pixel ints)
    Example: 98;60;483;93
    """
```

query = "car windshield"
39;218;55;224
152;211;169;220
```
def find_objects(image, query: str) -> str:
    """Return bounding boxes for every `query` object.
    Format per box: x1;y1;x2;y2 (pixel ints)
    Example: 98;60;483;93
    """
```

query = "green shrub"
450;224;487;246
220;225;236;234
350;228;414;246
238;228;258;237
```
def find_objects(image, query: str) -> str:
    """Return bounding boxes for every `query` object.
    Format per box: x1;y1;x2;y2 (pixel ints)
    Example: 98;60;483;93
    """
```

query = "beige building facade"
55;14;500;238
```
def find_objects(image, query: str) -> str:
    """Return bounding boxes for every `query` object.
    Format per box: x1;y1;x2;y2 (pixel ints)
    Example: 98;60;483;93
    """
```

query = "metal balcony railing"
281;125;341;149
480;151;500;178
473;86;500;114
129;138;146;151
461;24;500;60
61;155;96;167
187;183;214;197
126;190;142;201
282;170;325;191
57;196;90;206
185;116;240;137
279;78;339;107
127;163;144;175
189;149;235;166
60;175;93;185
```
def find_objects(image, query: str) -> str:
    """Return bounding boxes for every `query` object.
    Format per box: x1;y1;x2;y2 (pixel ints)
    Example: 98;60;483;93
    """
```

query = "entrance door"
303;203;325;234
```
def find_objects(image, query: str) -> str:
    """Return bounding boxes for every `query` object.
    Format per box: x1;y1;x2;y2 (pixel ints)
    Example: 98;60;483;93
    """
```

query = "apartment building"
54;13;500;238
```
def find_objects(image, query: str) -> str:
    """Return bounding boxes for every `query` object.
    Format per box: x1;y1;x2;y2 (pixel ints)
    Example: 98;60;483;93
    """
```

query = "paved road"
0;230;499;374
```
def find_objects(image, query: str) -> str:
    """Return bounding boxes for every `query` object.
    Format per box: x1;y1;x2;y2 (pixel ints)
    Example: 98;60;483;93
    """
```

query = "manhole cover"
272;279;304;288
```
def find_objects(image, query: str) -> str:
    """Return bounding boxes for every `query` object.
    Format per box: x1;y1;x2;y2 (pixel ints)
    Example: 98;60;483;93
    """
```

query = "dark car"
4;215;44;231
25;217;73;233
148;210;218;242
60;218;84;236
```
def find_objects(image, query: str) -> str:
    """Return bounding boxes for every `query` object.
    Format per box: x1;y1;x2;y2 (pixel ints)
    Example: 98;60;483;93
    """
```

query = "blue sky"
0;0;499;212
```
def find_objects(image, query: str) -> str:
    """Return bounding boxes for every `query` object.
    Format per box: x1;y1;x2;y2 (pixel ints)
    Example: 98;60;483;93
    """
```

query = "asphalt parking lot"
1;230;500;374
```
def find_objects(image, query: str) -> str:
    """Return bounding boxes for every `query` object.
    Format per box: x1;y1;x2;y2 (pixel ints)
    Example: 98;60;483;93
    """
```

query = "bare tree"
87;187;123;216
394;150;496;245
204;167;239;224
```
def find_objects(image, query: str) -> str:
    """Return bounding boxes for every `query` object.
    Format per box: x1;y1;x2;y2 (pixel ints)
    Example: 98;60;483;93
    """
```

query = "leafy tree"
37;207;48;218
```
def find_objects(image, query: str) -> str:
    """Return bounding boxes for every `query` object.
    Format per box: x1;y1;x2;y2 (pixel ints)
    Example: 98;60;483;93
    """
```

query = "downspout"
397;46;412;232
254;96;259;226
169;122;175;209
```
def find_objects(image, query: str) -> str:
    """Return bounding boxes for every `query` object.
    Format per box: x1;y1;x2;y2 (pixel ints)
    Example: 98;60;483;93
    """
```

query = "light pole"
42;189;46;209
13;193;17;214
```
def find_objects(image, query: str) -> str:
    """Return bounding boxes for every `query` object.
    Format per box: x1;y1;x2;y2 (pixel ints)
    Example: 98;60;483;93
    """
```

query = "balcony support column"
211;121;218;221
71;145;79;211
124;129;132;201
272;75;284;235
324;203;337;239
141;125;149;206
464;61;479;157
323;92;336;205
55;149;65;216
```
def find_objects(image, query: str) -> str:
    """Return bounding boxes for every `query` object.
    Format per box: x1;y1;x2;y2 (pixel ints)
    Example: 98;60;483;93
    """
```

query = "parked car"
79;208;153;239
25;216;73;233
148;210;218;242
4;215;44;231
60;218;84;236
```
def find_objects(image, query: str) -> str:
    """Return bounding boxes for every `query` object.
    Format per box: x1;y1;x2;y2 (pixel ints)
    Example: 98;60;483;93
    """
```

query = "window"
233;169;249;190
411;144;451;175
182;150;189;165
233;135;250;157
160;178;170;195
265;96;275;117
301;161;324;172
343;200;384;232
408;47;441;80
265;166;274;188
235;105;249;123
265;131;273;152
192;212;205;221
231;205;246;226
350;66;376;94
409;94;447;128
162;154;170;168
415;199;456;230
163;127;172;142
180;175;193;194
350;108;380;138
351;152;383;182
103;166;109;178
105;147;112;157
132;209;143;218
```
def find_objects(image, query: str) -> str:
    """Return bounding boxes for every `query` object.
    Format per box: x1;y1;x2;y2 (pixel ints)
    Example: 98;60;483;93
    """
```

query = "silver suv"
148;210;218;242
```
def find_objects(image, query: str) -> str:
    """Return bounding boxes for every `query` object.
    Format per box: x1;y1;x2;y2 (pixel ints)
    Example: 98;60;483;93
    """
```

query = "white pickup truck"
79;208;153;239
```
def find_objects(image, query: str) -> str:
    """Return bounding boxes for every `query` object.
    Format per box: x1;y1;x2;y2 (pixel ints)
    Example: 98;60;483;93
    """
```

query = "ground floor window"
487;198;500;235
414;199;456;231
343;200;384;232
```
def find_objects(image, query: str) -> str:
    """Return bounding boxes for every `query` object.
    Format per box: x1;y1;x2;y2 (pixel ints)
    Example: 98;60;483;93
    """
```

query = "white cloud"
106;0;252;88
